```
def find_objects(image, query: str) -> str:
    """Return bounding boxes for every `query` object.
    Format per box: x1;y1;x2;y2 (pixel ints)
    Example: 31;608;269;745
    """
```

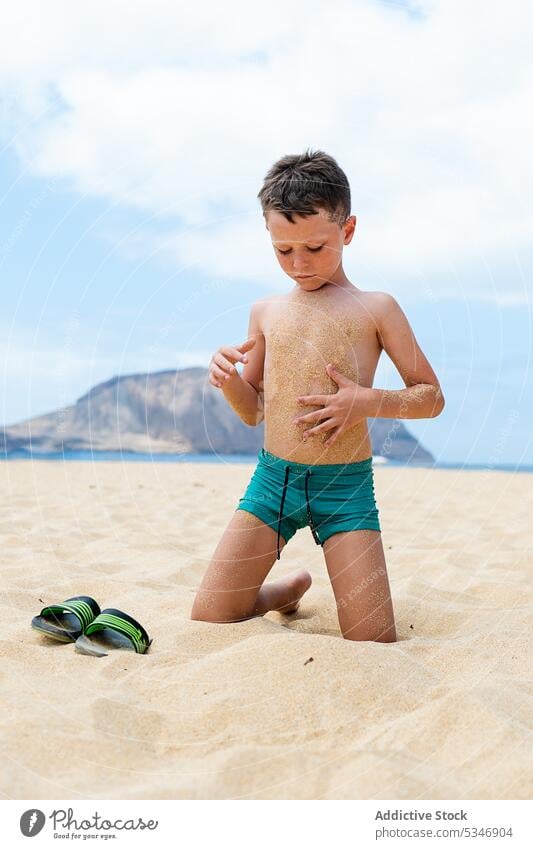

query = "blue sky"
1;0;532;466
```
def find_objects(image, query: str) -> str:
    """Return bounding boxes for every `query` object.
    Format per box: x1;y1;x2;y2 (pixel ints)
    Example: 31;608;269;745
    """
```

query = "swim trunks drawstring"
276;466;322;559
305;469;322;546
276;465;291;560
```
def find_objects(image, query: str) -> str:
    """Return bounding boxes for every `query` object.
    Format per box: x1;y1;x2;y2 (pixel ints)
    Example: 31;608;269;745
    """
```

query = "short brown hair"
257;148;351;225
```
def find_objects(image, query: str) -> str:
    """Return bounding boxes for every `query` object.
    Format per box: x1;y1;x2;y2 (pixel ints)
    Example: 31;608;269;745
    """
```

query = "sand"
0;458;531;800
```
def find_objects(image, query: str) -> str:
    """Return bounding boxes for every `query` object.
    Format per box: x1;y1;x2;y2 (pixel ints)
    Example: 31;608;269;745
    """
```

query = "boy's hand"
208;337;256;389
292;363;374;447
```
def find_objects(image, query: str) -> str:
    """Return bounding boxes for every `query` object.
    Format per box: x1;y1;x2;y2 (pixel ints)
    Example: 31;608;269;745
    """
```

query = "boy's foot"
255;568;312;616
276;568;313;613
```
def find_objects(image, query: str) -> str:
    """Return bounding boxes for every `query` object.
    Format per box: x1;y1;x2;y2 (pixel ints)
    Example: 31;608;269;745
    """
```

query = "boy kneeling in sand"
191;149;444;642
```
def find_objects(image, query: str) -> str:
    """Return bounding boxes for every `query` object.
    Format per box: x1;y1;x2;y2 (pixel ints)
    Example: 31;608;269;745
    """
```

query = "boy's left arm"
366;292;445;420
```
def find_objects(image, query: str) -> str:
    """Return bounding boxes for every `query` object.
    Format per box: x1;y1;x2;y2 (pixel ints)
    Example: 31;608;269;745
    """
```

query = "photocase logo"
18;806;159;837
20;809;45;837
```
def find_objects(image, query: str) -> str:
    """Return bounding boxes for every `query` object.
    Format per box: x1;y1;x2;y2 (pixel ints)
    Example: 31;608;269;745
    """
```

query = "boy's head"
257;149;356;291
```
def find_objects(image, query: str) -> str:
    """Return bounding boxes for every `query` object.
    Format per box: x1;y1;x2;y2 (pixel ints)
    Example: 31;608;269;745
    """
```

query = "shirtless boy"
191;149;444;642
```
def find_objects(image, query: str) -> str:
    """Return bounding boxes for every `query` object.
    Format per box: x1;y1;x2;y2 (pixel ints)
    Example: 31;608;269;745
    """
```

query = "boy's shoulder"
357;289;403;320
248;294;283;322
357;288;399;306
251;294;284;307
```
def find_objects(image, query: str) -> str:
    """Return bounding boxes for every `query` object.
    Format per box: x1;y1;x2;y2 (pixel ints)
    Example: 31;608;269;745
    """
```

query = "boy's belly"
262;345;374;465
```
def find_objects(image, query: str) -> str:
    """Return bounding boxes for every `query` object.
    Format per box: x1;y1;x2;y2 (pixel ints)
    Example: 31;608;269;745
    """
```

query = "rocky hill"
2;367;433;462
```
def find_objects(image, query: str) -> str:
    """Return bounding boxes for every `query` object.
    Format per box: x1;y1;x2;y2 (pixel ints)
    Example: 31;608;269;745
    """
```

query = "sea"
2;450;532;474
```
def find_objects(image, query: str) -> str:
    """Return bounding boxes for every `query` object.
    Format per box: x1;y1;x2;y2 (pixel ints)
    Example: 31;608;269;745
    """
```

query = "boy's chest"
262;297;380;382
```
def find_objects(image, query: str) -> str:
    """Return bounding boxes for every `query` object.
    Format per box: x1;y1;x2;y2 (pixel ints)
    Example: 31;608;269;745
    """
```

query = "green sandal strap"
84;608;151;654
40;596;100;631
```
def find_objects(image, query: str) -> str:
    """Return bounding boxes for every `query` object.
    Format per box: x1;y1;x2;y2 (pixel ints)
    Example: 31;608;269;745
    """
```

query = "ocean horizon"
2;449;531;474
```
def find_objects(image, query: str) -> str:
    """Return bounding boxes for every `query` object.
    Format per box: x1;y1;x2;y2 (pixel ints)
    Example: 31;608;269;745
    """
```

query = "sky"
0;0;532;466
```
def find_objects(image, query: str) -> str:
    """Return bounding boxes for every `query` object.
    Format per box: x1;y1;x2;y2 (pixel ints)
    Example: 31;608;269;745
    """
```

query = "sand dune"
0;458;531;799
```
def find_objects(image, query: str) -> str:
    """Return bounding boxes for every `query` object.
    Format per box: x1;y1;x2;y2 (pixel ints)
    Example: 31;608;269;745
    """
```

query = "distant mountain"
1;367;433;463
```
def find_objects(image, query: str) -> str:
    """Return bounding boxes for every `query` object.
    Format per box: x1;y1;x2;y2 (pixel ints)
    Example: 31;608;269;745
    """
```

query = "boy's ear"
343;215;356;245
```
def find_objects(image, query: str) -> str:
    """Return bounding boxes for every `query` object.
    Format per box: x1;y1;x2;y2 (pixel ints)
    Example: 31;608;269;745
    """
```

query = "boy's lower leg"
253;568;312;616
323;529;397;643
191;511;312;623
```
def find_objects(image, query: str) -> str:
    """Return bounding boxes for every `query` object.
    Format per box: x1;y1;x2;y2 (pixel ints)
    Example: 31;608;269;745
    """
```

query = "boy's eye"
275;246;323;254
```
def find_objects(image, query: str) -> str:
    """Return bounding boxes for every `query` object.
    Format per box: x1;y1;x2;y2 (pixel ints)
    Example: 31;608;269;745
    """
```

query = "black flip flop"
74;608;152;657
31;596;101;643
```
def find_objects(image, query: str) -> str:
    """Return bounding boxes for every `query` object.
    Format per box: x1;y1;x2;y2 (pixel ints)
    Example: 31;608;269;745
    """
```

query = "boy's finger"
221;346;249;364
293;408;329;424
297;394;328;406
236;337;257;354
303;419;335;439
214;352;237;373
212;364;231;382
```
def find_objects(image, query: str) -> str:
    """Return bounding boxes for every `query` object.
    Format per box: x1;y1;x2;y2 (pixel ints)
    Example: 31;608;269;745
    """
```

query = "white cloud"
1;0;532;294
0;336;210;384
0;332;212;425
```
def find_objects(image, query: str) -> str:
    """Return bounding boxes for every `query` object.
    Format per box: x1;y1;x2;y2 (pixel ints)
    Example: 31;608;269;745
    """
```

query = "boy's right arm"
208;301;265;427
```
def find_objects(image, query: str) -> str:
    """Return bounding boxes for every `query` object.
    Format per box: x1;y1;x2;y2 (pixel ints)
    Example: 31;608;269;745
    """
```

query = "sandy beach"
0;457;531;800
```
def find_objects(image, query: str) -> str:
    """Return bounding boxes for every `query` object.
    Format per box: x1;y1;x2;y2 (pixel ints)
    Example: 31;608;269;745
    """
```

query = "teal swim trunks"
236;448;381;559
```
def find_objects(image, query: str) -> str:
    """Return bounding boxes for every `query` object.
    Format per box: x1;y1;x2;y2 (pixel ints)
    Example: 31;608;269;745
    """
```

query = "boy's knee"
190;595;212;622
341;624;397;643
190;608;207;622
190;600;216;623
190;597;250;624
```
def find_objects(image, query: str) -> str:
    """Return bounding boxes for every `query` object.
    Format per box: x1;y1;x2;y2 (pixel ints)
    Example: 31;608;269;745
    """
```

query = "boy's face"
265;208;356;291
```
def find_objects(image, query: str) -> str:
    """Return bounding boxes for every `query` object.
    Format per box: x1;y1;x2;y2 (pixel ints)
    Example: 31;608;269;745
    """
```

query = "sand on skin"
0;458;531;800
